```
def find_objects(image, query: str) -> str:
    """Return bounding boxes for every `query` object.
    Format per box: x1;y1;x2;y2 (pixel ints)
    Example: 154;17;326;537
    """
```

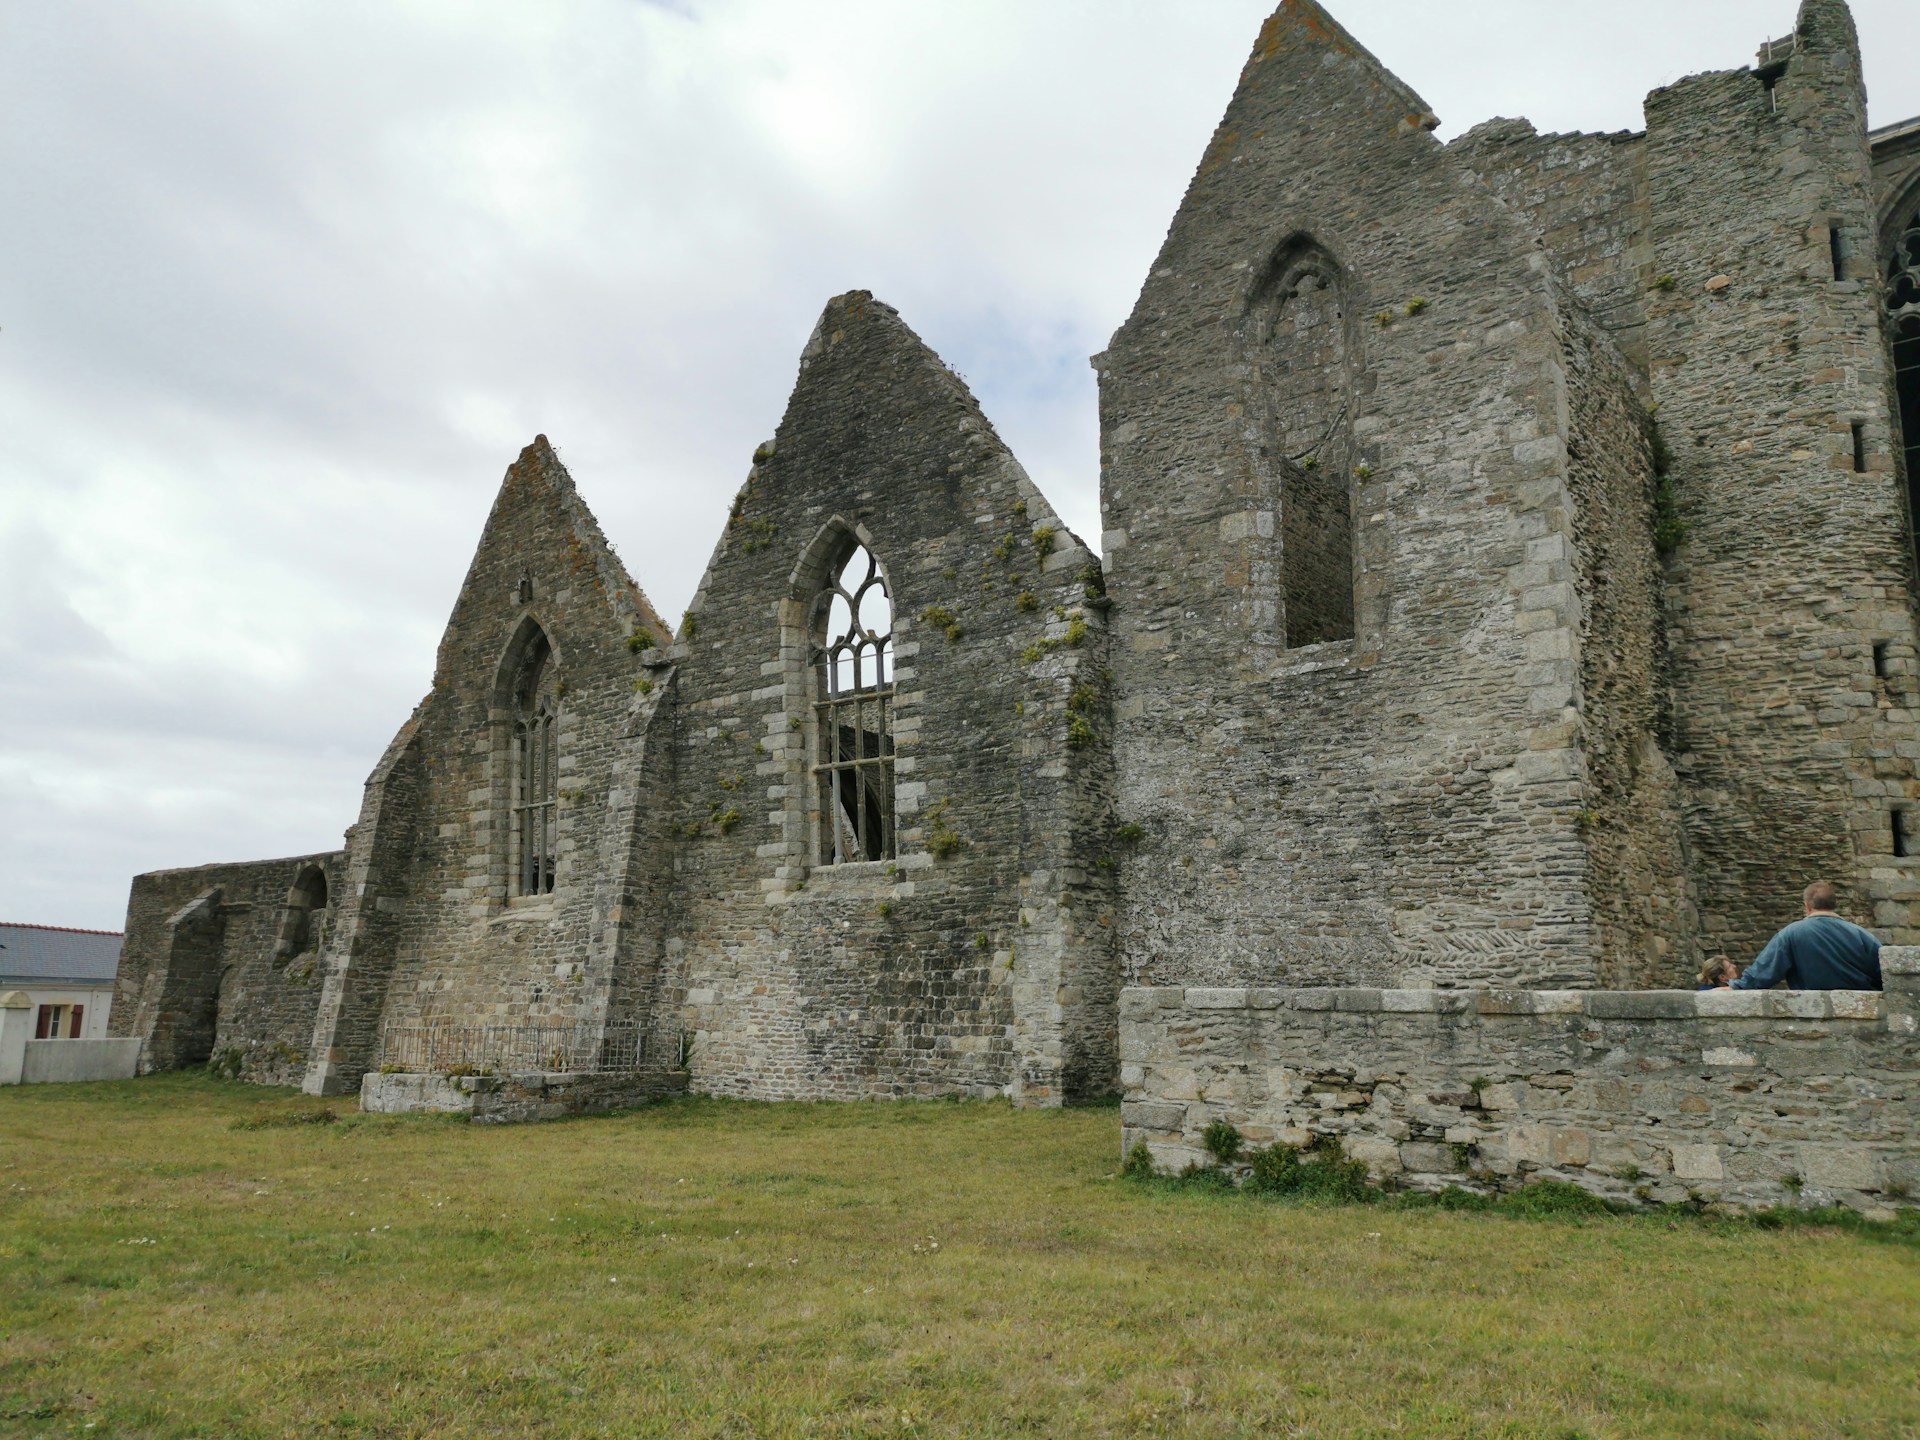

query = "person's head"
1698;955;1739;987
1803;881;1839;915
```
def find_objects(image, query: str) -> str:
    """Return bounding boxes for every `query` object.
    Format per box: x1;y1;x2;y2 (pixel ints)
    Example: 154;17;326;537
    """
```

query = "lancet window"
1249;239;1357;648
812;542;894;864
510;629;560;896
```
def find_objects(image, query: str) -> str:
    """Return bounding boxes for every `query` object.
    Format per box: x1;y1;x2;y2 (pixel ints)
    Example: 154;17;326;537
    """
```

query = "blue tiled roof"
0;923;123;986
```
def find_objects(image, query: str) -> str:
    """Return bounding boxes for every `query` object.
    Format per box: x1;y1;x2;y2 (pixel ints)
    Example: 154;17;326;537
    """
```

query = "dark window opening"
1874;641;1891;680
1888;214;1920;571
1896;807;1914;859
516;574;534;605
1852;421;1868;473
811;542;894;864
1248;240;1358;649
1830;224;1847;282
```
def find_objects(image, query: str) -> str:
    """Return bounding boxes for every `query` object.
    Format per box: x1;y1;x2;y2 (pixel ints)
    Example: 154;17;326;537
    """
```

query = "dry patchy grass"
1;1073;1917;1438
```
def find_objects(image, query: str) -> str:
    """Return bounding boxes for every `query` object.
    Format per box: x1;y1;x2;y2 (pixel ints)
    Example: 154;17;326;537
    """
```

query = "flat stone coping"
1120;985;1889;1021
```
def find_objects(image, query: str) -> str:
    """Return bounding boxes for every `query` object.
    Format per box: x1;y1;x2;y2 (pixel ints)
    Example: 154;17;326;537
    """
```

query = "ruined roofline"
1872;115;1920;152
127;850;346;883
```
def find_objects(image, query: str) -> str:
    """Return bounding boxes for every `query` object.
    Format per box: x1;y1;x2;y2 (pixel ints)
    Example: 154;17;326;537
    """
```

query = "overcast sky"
5;1;1918;931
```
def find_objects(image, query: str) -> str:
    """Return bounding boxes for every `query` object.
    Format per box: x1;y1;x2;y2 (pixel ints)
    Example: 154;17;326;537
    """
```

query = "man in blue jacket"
1728;882;1882;991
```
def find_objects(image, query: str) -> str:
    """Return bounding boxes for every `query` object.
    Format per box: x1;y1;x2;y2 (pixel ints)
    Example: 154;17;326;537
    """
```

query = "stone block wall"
303;438;673;1096
1643;3;1920;958
648;293;1117;1105
112;852;343;1083
1119;946;1920;1213
1099;2;1660;991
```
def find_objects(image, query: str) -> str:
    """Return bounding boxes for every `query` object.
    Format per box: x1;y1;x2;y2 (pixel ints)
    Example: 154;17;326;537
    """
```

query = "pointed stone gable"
650;289;1117;1105
1097;1;1678;989
301;434;678;1094
433;435;668;693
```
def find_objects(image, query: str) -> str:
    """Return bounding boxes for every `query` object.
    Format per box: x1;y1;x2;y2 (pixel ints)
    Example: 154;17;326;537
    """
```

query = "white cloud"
2;0;1915;926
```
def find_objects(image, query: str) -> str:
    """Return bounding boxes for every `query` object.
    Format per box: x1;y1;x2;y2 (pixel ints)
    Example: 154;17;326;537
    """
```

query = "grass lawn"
2;1075;1917;1439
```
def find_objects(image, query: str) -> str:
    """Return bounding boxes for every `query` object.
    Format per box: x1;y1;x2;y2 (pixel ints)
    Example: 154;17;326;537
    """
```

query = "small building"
0;923;122;1040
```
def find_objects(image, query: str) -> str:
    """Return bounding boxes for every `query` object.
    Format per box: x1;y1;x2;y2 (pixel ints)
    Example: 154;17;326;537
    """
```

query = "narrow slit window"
1851;421;1867;473
1895;807;1913;859
811;542;895;864
1830;225;1846;282
1874;641;1891;680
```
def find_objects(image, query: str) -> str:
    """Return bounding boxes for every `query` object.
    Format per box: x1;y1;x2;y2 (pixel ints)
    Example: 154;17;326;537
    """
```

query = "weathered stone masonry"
1119;947;1920;1214
111;1;1920;1154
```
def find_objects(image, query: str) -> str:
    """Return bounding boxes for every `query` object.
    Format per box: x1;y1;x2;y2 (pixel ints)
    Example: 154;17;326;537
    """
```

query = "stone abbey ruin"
114;0;1920;1209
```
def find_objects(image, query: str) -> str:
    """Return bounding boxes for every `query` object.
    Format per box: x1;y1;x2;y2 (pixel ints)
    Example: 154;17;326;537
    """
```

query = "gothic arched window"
1250;241;1357;648
1886;210;1920;561
812;542;894;863
510;628;560;896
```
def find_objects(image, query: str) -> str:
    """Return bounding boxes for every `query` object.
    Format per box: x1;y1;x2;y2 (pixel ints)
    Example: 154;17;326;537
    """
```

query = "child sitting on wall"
1696;956;1741;990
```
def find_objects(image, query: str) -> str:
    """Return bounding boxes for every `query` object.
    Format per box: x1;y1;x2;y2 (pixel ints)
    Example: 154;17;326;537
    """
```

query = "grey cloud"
2;0;1916;926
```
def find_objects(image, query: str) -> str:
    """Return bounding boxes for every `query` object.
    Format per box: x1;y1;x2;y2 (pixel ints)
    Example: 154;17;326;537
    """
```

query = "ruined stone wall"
649;293;1116;1105
303;440;671;1096
1560;307;1697;985
1100;3;1607;990
1120;944;1920;1214
113;852;341;1083
1644;4;1920;959
1450;123;1653;381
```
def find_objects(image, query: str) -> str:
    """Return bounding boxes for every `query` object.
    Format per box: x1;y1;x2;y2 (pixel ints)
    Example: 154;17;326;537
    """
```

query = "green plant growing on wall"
1068;684;1099;715
1406;296;1430;316
1652;274;1678;292
921;604;963;642
633;677;654;694
1115;822;1145;846
709;803;742;835
1647;407;1688;552
1020;644;1046;665
994;533;1018;562
1066;714;1096;749
1354;464;1373;481
1202;1119;1244;1164
924;801;966;859
681;613;698;640
1031;525;1057;560
738;516;779;555
1016;590;1039;613
1064;616;1090;648
877;900;894;919
1375;310;1395;328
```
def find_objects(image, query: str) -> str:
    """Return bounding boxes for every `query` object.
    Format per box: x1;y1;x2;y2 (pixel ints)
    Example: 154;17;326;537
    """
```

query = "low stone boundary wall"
1119;948;1920;1214
16;1038;142;1085
361;1066;687;1124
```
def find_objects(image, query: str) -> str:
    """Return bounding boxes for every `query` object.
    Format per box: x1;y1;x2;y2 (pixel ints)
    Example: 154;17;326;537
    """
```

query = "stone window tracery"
811;542;894;864
510;629;560;896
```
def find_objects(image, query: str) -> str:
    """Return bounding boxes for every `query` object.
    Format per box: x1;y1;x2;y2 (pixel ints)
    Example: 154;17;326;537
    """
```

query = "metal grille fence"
376;1022;645;1076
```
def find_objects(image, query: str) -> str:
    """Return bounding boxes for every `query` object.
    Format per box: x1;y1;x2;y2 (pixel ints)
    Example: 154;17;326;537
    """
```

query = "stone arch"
1240;231;1364;649
490;615;564;900
794;520;895;864
272;862;331;961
